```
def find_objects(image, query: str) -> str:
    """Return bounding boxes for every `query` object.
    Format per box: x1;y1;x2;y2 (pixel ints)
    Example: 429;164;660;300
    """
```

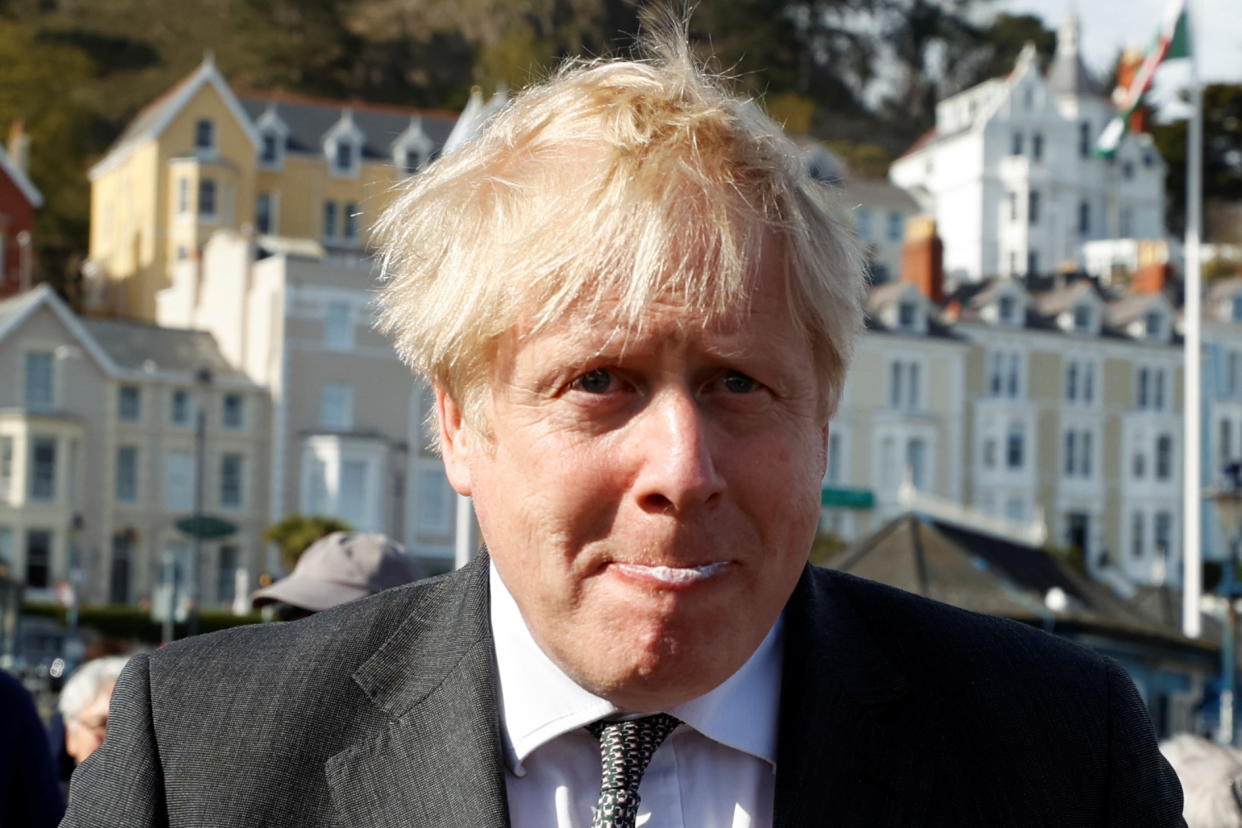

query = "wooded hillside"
6;0;1230;294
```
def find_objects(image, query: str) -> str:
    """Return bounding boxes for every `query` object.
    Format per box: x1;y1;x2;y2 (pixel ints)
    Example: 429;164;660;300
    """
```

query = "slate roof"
942;274;1185;344
95;58;462;176
840;176;919;212
1047;46;1106;99
1034;279;1097;316
828;513;1211;651
0;287;42;329
237;92;458;162
1207;276;1242;303
865;283;962;341
79;316;246;380
1106;292;1164;327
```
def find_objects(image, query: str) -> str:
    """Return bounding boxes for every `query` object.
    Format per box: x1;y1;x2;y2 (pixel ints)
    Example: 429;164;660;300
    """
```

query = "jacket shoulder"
807;565;1111;694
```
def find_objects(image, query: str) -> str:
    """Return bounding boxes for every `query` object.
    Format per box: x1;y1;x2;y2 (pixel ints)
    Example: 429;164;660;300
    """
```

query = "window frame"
115;445;139;504
219;452;244;510
28;436;57;502
118;385;142;422
194;118;215;153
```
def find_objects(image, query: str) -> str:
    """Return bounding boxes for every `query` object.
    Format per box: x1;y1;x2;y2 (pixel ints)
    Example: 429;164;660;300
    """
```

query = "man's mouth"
611;561;731;585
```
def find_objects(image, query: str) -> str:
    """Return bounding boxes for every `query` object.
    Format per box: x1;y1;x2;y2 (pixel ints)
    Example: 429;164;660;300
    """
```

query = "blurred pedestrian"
59;656;130;766
0;669;64;827
1161;733;1242;827
250;532;423;620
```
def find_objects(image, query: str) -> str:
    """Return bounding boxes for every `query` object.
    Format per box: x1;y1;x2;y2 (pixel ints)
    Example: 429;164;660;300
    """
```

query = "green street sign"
175;514;238;540
821;486;875;510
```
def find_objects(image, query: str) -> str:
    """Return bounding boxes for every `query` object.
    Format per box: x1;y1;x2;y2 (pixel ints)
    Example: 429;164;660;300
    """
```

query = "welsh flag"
1095;0;1191;158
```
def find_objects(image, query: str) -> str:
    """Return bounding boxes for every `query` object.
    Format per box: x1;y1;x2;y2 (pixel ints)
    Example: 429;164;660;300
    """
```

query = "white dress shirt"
490;563;782;827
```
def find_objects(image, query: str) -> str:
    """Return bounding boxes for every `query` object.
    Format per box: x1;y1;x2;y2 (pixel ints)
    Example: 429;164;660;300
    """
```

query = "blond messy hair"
374;19;866;442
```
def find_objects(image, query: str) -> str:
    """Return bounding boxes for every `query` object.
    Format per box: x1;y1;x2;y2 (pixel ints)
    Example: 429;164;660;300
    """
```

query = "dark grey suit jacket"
62;554;1184;826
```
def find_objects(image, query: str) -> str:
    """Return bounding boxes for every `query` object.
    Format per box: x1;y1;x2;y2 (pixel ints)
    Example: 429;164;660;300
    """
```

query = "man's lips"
610;561;732;586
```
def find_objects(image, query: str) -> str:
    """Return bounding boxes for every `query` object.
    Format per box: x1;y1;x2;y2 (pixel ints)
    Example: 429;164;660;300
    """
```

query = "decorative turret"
1047;15;1105;98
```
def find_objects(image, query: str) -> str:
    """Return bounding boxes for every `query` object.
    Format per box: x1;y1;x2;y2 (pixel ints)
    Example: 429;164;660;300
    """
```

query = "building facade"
889;17;1165;283
159;231;459;575
0;133;41;299
821;280;970;540
85;55;462;320
1203;277;1242;562
0;285;268;608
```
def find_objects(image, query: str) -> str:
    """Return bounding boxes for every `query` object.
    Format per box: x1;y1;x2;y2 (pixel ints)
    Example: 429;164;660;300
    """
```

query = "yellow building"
85;56;466;321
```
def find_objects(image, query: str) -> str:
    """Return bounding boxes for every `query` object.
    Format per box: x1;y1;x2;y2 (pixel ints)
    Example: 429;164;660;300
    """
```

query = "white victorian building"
890;17;1166;283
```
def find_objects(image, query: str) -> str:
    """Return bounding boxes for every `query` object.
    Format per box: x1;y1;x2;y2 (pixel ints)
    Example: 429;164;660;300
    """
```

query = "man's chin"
561;614;754;711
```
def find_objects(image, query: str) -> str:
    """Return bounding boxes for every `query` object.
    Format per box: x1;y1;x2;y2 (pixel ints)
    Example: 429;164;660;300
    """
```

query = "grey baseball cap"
251;532;424;612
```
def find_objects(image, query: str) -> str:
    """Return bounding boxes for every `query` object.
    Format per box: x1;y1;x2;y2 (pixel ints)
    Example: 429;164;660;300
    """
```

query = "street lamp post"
1210;461;1242;746
189;367;213;637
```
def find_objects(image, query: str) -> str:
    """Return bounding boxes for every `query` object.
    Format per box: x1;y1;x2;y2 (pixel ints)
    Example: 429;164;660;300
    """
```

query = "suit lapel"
326;554;511;828
774;567;935;827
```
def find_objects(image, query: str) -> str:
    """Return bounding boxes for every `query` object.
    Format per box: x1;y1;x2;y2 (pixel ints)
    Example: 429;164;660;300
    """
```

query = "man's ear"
436;385;474;496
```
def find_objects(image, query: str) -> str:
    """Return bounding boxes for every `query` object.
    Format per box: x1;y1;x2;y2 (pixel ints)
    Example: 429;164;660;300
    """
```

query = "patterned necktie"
586;714;681;828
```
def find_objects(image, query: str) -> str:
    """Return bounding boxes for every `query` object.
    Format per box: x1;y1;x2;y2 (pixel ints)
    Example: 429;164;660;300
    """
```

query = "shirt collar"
489;561;783;776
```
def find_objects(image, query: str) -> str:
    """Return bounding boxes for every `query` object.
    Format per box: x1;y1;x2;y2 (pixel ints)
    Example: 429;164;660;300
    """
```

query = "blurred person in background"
1;669;64;826
59;655;130;766
1161;734;1242;828
250;531;424;620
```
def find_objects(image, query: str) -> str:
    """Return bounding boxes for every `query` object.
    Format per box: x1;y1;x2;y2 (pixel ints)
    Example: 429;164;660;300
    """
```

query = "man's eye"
722;371;759;394
571;369;615;394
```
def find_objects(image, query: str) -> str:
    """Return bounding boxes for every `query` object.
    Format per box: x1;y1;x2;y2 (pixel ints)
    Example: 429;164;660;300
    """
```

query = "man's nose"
631;389;725;515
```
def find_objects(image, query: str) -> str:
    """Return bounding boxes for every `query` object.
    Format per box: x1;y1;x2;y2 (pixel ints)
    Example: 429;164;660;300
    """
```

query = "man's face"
439;252;828;711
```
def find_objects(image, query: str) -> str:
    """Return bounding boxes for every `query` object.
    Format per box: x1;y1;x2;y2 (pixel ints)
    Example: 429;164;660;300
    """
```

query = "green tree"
1152;83;1242;239
265;514;353;571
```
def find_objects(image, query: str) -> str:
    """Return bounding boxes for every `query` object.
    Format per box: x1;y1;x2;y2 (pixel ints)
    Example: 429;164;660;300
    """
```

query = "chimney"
7;121;29;173
901;215;944;303
1131;239;1171;294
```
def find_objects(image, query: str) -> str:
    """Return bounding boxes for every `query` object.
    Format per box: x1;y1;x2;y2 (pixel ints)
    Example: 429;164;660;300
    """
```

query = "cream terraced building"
159;231;459;575
823;272;1187;588
0;285;268;607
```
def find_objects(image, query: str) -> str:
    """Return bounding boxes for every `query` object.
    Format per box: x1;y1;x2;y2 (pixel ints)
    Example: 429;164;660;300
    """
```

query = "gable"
89;57;259;181
0;145;42;208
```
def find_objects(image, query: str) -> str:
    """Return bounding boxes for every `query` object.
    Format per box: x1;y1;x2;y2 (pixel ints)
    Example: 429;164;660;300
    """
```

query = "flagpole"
1182;0;1203;638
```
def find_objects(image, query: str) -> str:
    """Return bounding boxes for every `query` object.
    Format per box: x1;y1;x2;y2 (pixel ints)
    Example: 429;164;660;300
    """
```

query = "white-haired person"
64;15;1181;827
1162;733;1242;827
59;656;130;766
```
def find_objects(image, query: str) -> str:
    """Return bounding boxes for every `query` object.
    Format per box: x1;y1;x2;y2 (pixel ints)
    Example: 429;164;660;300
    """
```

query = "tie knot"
588;713;680;795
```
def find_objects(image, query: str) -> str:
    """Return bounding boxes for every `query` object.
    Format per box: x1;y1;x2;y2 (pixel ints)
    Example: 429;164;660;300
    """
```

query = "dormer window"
195;118;215;153
334;142;354;174
998;294;1022;326
256;107;289;170
323;112;364;178
393;117;434;176
1073;305;1093;332
398;147;426;175
897;300;918;330
260;132;281;165
1144;310;1164;339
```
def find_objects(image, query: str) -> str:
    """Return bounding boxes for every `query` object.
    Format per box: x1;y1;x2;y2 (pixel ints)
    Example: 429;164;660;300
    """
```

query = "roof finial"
203;49;216;68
